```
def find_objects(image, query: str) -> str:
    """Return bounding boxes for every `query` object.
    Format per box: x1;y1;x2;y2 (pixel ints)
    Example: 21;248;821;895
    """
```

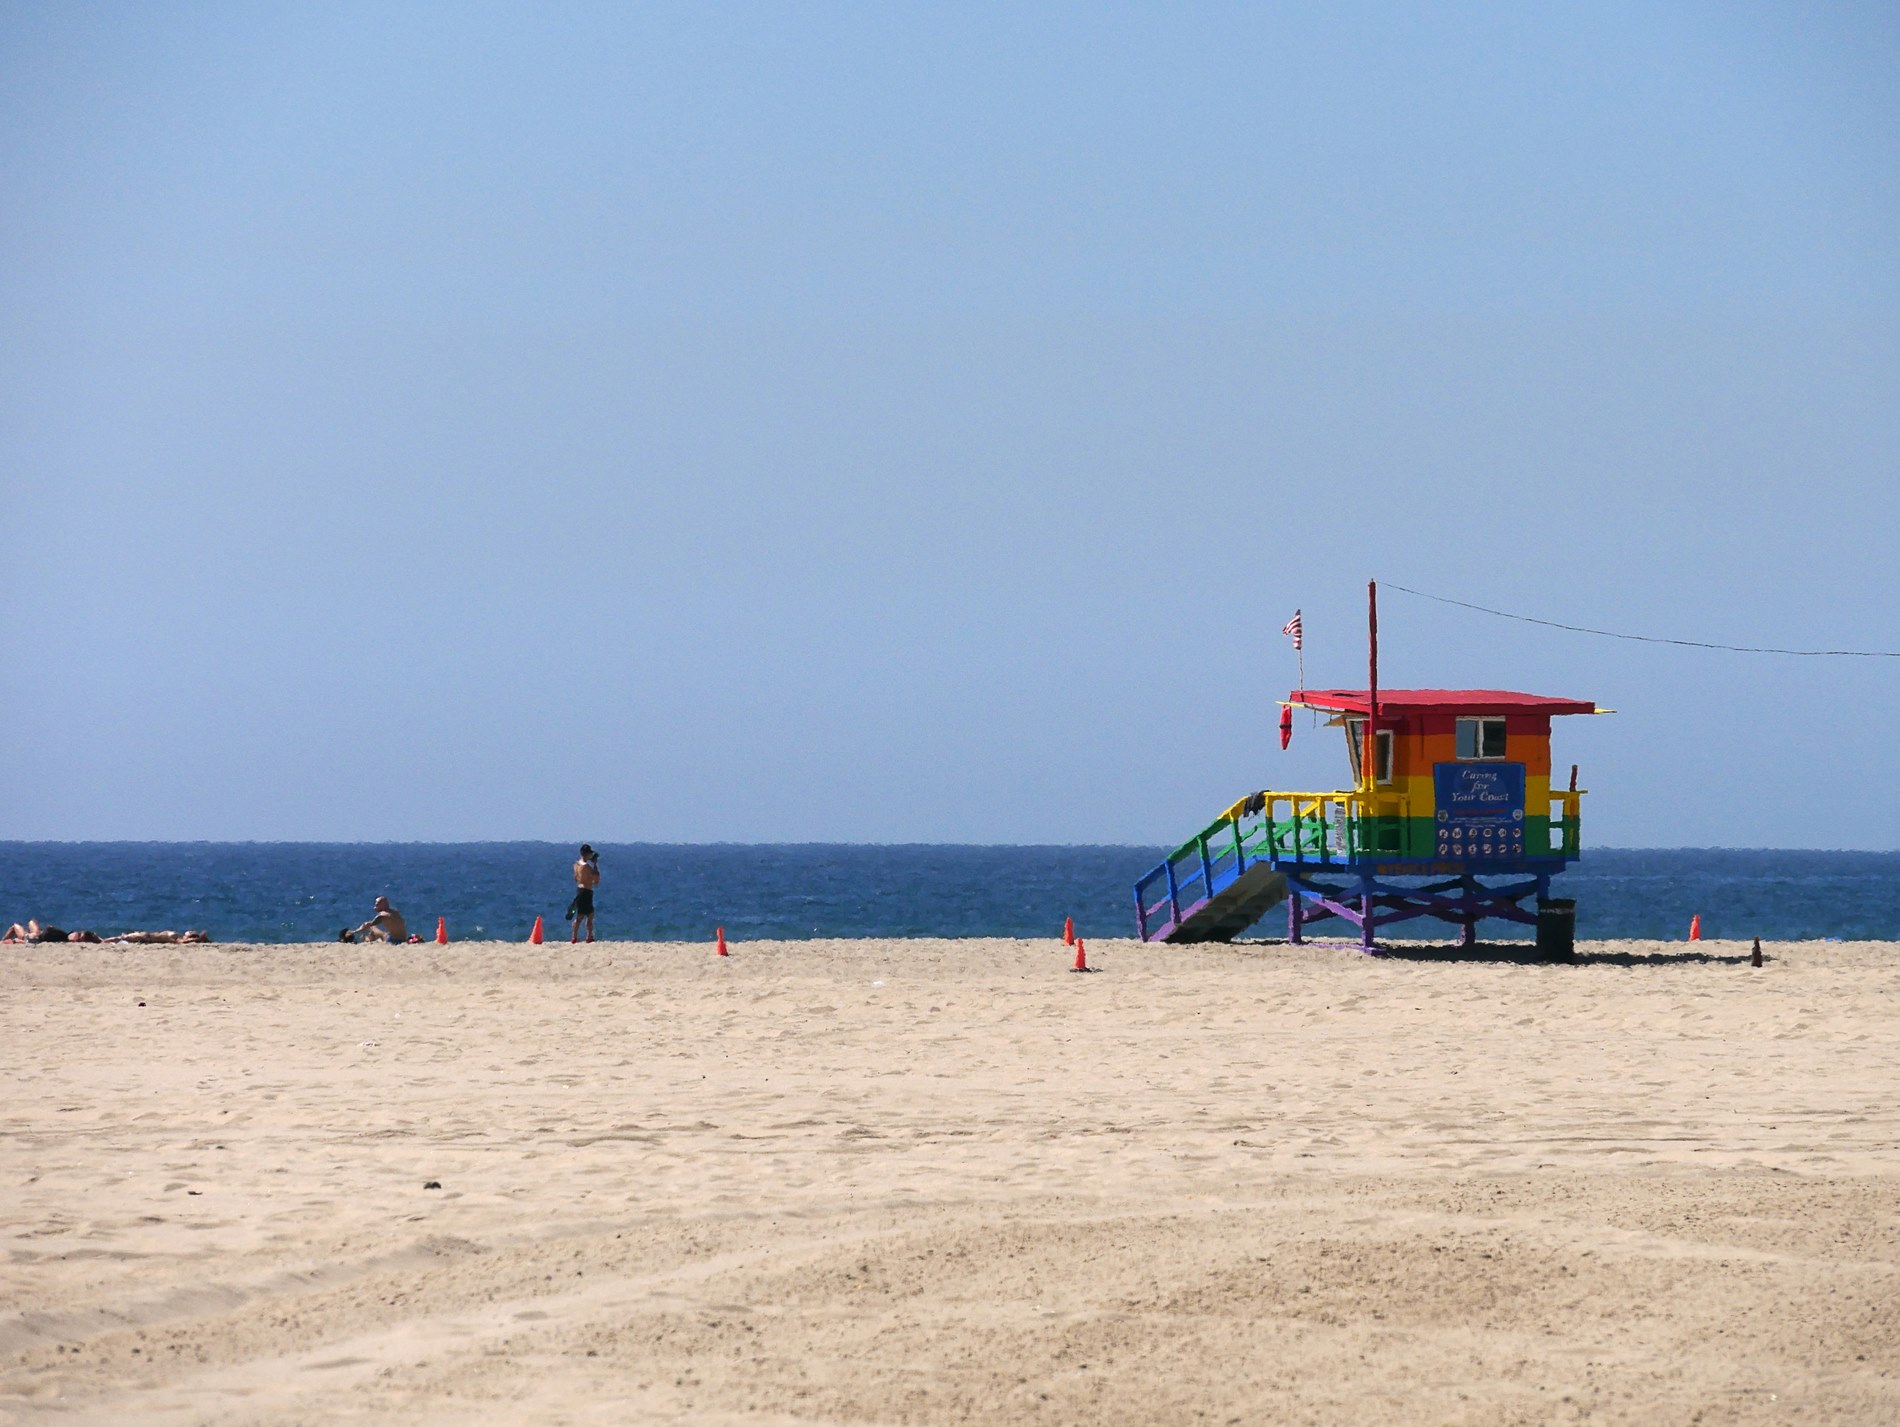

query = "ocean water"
2;843;1897;945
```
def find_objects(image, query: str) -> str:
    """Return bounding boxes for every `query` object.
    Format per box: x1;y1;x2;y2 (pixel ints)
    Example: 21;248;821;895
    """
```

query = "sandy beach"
2;935;1896;1425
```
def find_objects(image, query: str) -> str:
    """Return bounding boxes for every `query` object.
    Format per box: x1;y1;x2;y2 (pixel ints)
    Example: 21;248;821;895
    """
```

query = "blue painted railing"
1134;792;1360;941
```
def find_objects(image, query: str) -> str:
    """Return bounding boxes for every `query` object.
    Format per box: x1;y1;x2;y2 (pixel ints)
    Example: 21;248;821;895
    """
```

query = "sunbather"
5;920;78;943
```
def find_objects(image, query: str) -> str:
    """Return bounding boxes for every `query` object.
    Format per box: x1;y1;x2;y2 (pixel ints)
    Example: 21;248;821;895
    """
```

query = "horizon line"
4;838;1899;856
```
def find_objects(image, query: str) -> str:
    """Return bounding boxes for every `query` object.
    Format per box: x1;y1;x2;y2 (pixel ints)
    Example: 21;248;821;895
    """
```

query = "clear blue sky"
3;2;1896;847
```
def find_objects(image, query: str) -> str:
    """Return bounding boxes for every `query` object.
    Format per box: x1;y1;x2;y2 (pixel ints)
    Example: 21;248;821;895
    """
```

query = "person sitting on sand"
105;929;211;944
340;896;408;944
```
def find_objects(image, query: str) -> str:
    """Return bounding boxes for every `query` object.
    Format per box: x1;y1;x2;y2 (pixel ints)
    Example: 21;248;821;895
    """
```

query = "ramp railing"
1135;789;1372;940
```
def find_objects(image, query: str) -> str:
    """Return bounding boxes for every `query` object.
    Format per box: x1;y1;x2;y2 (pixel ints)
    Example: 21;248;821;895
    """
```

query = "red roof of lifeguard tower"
1289;689;1598;718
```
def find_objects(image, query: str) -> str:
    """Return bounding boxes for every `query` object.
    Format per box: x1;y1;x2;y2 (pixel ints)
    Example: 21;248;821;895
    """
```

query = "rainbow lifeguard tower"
1133;686;1601;951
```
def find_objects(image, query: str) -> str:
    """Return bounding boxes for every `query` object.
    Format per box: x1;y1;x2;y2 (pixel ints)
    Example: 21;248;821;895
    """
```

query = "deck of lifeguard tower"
1136;689;1598;949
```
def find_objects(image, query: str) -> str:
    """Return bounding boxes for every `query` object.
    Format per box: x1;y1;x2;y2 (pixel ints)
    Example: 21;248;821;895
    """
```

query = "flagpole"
1282;609;1305;696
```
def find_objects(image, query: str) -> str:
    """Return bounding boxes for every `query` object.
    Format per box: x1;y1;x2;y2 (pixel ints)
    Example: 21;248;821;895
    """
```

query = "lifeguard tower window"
1455;717;1508;760
1344;720;1395;784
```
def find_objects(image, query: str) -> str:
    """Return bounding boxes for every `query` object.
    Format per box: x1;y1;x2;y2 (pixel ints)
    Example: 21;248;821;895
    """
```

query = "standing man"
569;844;600;943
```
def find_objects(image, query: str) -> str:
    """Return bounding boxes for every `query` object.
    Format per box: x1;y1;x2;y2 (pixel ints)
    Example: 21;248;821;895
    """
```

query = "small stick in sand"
1751;937;1764;968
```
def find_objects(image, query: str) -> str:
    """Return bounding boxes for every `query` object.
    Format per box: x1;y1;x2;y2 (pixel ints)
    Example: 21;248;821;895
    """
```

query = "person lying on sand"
339;896;408;944
105;930;212;944
4;920;99;944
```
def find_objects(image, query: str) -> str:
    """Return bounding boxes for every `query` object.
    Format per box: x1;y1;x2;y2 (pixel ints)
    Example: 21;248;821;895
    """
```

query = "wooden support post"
1289;888;1304;944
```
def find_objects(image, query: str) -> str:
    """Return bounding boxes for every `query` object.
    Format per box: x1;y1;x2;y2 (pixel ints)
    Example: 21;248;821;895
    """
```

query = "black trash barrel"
1536;898;1576;961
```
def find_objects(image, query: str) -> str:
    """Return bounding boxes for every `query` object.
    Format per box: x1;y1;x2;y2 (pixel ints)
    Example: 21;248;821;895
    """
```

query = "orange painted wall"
1369;714;1558;785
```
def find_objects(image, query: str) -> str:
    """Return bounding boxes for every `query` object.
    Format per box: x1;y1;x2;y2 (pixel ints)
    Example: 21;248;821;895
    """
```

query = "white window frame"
1455;716;1508;761
1344;719;1395;785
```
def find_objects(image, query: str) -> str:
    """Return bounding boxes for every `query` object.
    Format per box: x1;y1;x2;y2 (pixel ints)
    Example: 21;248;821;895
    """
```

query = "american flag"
1281;610;1303;650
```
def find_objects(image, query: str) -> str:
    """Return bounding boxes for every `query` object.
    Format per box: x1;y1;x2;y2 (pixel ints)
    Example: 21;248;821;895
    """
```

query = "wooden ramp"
1145;862;1289;944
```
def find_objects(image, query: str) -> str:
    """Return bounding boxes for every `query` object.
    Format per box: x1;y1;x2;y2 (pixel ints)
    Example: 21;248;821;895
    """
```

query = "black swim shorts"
572;886;595;917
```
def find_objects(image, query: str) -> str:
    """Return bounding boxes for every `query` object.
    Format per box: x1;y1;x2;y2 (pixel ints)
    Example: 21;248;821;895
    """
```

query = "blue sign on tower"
1433;762;1526;861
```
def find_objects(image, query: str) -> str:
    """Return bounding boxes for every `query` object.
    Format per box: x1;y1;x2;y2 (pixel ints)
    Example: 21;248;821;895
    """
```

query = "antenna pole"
1364;579;1380;790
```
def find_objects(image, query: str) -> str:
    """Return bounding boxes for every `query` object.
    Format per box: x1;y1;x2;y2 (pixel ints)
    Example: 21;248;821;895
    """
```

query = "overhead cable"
1381;581;1900;658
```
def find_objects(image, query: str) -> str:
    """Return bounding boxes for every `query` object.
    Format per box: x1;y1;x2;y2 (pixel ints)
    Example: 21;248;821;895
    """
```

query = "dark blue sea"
1;844;1896;945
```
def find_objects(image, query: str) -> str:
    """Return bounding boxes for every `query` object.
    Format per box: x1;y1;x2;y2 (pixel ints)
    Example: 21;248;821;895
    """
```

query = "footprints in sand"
8;940;1900;1421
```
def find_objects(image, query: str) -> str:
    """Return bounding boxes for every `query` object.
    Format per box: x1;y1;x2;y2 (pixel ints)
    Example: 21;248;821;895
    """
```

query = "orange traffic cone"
1062;916;1074;945
1071;938;1090;973
1689;914;1702;941
530;915;544;945
716;926;728;957
435;916;447;945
